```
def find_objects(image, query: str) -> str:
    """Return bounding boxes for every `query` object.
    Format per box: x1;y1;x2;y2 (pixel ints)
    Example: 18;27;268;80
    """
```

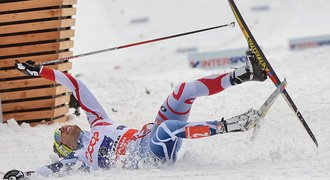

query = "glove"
15;60;42;77
3;169;25;180
3;170;34;180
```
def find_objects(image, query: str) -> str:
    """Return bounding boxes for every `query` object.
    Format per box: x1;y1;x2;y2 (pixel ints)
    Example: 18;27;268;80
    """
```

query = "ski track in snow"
1;0;330;179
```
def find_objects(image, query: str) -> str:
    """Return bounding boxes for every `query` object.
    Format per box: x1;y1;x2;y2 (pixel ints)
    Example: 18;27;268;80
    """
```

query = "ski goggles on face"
53;128;73;158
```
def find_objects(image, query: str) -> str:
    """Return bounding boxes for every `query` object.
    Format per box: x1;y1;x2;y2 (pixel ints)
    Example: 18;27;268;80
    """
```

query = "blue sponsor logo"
190;61;200;68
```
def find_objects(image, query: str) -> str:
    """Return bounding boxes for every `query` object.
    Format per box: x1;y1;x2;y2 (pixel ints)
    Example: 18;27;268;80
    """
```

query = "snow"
1;0;330;179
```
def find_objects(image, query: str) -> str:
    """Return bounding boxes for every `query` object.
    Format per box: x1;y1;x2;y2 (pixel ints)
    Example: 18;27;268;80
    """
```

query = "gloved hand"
15;60;42;77
2;169;34;180
3;169;25;180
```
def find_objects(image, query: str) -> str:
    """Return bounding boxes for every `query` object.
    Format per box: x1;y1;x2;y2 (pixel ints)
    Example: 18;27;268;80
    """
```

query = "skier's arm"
35;157;79;177
2;158;83;179
15;60;115;127
40;66;113;125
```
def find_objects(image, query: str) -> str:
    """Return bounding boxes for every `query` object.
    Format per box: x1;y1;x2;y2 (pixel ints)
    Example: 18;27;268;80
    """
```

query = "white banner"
188;48;247;70
289;35;330;50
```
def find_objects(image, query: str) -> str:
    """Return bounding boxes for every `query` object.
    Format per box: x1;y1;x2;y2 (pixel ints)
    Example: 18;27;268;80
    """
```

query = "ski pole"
41;22;235;65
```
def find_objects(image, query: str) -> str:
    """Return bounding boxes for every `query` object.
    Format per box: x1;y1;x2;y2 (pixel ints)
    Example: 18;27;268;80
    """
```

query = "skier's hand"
3;169;25;180
15;60;41;77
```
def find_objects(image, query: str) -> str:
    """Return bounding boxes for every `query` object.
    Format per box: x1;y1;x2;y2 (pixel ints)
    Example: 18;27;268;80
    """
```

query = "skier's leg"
153;49;267;126
149;110;261;163
148;120;221;163
154;73;232;126
149;50;267;153
149;73;230;153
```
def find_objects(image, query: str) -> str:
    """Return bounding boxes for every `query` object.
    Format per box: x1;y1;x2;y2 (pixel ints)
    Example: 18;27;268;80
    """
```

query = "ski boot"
217;109;261;133
229;50;267;85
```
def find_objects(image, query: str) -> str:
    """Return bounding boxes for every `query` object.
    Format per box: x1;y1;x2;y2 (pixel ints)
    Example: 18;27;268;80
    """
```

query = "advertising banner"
289;35;330;50
188;48;247;70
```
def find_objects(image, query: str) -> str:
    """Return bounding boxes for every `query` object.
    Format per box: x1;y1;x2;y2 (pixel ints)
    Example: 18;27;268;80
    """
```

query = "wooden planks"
0;40;74;56
1;78;55;90
0;0;77;124
0;30;75;46
2;95;70;112
0;8;77;23
0;19;76;35
0;0;77;12
1;86;68;101
3;105;69;122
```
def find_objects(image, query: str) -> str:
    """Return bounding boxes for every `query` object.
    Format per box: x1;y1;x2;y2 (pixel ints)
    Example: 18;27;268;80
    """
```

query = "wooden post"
0;0;77;125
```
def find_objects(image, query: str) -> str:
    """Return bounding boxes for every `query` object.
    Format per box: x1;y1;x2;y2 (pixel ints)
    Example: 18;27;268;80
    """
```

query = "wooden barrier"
0;0;77;125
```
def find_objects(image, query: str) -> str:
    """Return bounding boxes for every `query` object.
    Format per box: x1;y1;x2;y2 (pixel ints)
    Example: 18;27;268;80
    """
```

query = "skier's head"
53;125;82;158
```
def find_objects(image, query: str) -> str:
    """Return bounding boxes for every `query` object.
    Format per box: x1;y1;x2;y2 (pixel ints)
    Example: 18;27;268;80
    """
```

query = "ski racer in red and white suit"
4;50;266;178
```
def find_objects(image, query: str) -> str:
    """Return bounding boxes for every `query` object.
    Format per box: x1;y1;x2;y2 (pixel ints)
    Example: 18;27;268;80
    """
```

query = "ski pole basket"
0;0;77;126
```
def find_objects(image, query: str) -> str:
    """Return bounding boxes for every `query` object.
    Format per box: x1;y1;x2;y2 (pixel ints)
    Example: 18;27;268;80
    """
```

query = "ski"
250;79;287;141
227;0;318;147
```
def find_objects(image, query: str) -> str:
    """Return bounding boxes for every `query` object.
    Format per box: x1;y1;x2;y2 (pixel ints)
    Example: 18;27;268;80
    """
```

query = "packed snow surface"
1;0;330;179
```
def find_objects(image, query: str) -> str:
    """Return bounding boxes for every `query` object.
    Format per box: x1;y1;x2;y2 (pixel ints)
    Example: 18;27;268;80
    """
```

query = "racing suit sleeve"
39;66;114;127
35;156;85;177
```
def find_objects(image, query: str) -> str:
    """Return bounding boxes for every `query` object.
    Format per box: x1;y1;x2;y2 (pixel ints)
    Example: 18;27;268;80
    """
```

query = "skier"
3;50;267;179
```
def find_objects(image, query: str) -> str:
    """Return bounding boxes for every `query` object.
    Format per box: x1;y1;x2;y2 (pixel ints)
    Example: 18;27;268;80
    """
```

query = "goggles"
53;128;73;158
